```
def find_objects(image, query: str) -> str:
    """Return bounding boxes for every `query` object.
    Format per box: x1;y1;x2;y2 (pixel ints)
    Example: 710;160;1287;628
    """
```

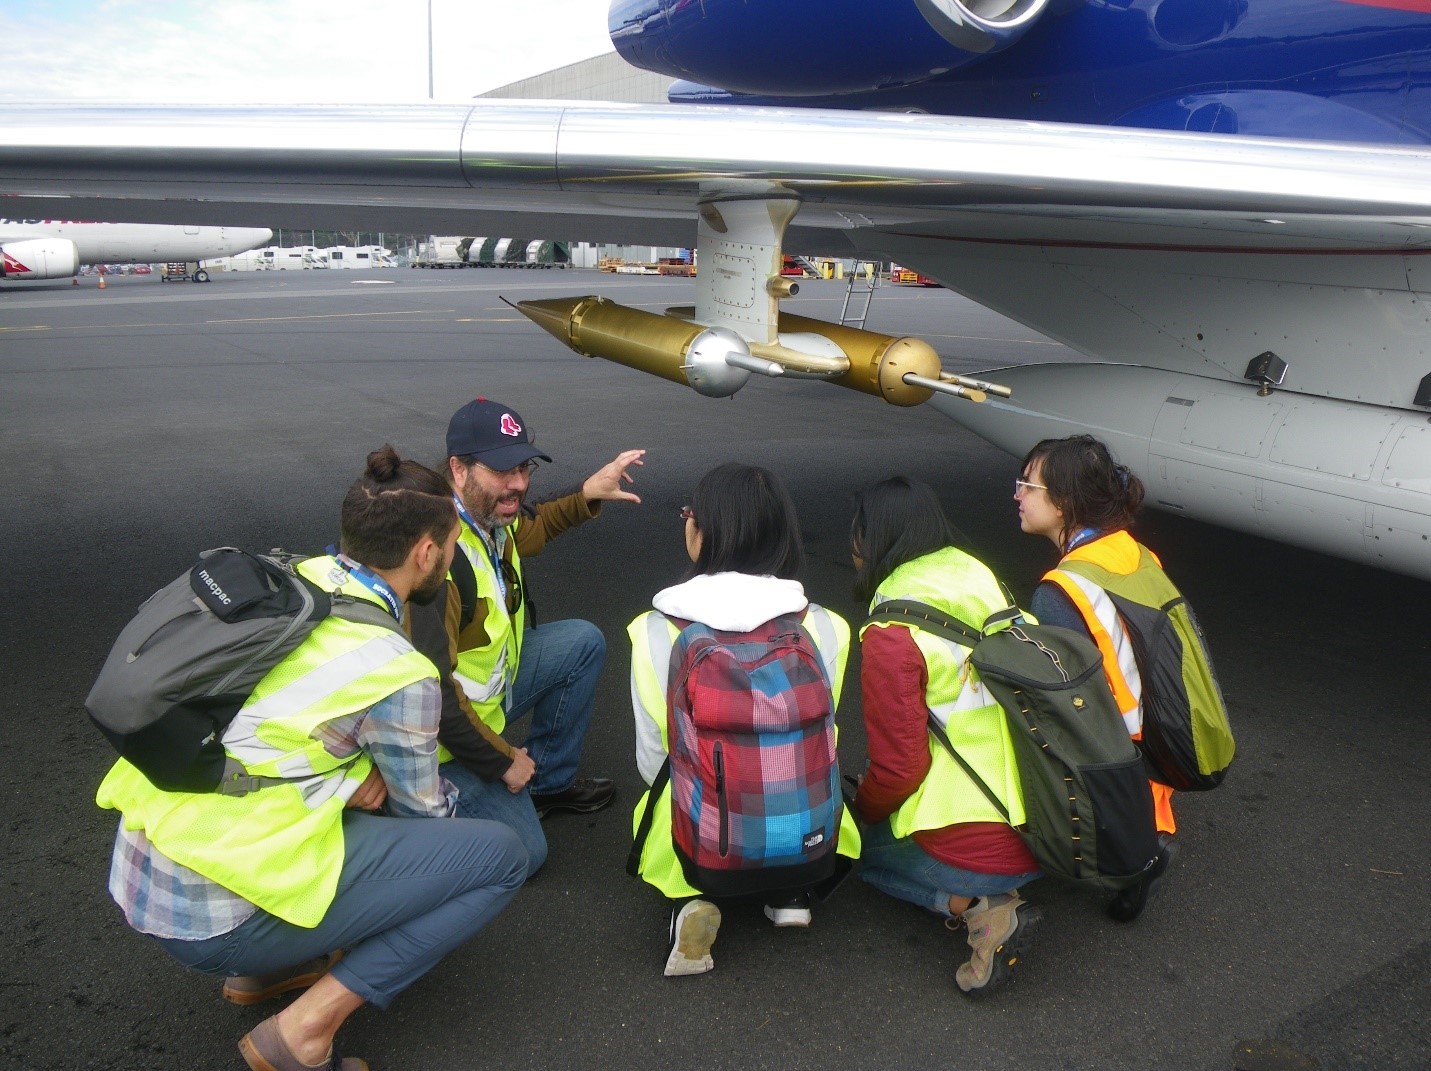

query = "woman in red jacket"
852;477;1041;995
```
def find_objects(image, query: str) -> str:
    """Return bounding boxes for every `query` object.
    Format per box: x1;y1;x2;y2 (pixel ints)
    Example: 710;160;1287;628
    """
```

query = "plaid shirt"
107;678;457;940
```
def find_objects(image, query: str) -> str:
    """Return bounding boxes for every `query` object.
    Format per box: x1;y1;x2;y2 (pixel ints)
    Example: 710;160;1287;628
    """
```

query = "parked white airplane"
0;101;1427;578
0;220;272;280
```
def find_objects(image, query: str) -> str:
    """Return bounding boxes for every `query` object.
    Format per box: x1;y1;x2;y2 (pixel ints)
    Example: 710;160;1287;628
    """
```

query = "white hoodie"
652;571;808;632
631;571;841;784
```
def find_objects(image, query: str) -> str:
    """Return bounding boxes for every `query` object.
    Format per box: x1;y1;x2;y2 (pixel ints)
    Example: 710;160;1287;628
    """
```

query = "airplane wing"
4;100;1430;577
3;101;1427;236
2;101;1428;398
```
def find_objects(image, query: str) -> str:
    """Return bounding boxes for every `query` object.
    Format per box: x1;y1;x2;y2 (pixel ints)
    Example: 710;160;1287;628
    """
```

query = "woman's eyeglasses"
679;505;694;521
1014;479;1047;495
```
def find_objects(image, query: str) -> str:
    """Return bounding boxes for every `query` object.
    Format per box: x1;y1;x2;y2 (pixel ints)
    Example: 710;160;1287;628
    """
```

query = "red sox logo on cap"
500;413;523;438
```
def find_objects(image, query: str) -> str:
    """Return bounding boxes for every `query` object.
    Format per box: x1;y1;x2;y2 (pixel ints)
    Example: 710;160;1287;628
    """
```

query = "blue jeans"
155;811;527;1009
441;760;547;878
860;819;1041;917
508;618;605;795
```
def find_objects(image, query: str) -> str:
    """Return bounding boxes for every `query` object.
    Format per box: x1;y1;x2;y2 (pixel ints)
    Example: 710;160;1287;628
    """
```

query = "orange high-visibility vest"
1043;531;1176;836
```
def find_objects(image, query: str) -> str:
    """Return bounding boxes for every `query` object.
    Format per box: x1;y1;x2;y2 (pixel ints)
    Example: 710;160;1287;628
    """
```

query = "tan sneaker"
955;893;1040;995
664;899;721;977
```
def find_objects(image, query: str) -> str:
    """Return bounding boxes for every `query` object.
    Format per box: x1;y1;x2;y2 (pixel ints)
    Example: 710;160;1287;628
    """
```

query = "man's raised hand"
583;449;646;505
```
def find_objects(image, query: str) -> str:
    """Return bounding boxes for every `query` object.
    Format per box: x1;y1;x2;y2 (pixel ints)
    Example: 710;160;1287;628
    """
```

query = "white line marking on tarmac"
202;309;453;324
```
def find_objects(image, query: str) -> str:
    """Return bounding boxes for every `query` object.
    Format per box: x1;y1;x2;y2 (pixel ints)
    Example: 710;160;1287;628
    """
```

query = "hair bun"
365;443;403;483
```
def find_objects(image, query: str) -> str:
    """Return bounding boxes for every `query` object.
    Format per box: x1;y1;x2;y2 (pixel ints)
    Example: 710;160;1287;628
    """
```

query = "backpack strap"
924;713;1012;826
448;545;478;632
626;757;671;877
215;758;308;797
329;593;407;634
864;599;981;647
218;590;403;797
866;598;1019;825
865;598;1025;646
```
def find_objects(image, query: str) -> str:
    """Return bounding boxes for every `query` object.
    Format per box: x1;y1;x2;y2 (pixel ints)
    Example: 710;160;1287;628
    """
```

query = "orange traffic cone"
98;274;106;289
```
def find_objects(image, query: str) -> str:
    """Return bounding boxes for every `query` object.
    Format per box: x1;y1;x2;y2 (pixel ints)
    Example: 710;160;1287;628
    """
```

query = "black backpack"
865;600;1161;898
86;548;401;795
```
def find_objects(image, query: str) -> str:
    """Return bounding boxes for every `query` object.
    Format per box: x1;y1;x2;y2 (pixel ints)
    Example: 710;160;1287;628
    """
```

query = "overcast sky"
0;1;616;102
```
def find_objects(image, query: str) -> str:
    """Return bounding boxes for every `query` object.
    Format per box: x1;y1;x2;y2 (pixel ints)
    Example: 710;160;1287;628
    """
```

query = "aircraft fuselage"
0;220;273;279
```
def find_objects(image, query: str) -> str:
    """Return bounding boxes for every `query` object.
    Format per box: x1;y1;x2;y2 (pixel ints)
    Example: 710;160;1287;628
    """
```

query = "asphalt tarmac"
1;269;1427;1071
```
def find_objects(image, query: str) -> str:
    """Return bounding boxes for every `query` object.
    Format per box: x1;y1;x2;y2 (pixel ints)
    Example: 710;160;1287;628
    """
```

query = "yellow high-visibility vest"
452;520;526;734
96;556;437;928
860;547;1026;839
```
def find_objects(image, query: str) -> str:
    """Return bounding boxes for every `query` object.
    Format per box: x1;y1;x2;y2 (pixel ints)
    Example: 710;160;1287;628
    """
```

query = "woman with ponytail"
1014;434;1179;922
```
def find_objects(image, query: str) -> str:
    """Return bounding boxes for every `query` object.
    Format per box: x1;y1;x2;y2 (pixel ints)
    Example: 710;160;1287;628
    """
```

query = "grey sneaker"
664;899;721;977
955;893;1040;995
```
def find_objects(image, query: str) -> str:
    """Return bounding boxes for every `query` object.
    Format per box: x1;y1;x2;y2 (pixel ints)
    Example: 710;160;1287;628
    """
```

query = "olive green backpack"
866;601;1161;898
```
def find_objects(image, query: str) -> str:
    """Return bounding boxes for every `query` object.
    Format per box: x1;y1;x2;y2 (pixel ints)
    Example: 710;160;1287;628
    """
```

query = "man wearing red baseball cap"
407;397;645;872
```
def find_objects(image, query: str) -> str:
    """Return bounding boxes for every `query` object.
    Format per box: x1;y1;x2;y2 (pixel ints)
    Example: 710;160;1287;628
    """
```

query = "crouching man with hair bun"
96;446;528;1071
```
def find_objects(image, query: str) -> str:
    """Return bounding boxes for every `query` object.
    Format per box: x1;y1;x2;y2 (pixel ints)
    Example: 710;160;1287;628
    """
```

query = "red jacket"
855;624;1037;875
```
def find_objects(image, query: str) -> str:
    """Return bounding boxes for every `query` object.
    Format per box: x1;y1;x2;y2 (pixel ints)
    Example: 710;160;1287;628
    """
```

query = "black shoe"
1107;840;1178;923
531;776;615;818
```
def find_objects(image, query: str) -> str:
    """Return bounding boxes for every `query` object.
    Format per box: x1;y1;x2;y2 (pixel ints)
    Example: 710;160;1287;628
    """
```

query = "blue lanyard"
334;553;403;619
453;494;508;601
1064;527;1103;553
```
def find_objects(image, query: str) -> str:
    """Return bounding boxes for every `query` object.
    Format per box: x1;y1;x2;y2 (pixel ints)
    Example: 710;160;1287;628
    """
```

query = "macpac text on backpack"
195;567;232;606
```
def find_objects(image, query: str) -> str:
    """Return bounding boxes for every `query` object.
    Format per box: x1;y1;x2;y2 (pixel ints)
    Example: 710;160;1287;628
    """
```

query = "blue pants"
860;819;1040;917
441;760;548;878
508;618;605;796
155;811;526;1009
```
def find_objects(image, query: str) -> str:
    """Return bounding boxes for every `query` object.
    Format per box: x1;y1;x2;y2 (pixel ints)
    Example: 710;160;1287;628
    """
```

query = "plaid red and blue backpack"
659;612;842;897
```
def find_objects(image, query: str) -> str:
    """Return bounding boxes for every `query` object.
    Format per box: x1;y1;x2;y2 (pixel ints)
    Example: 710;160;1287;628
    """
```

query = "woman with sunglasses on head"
1014;434;1178;922
850;476;1042;997
626;462;861;977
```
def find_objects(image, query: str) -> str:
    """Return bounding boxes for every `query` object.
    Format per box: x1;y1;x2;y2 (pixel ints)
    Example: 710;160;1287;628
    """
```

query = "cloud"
0;0;613;102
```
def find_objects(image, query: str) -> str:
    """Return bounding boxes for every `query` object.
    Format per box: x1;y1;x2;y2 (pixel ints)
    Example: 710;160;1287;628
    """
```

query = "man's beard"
408;551;448;606
461;477;524;531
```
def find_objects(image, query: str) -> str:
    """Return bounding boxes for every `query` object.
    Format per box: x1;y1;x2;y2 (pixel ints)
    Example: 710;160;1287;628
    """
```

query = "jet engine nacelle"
610;0;1061;99
1;238;80;279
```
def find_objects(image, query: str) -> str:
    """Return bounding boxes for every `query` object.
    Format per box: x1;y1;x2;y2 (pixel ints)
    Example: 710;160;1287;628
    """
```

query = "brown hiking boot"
955;893;1040;995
